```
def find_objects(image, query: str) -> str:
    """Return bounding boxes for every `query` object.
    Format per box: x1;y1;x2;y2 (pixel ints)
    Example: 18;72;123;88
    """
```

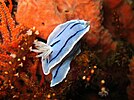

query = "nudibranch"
32;20;90;87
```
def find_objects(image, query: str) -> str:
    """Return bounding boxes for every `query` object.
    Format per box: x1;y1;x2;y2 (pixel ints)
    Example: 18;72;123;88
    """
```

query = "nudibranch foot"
50;56;72;87
50;43;81;87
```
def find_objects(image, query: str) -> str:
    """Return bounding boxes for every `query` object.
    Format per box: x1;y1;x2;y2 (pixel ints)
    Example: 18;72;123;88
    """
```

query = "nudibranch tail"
31;40;52;58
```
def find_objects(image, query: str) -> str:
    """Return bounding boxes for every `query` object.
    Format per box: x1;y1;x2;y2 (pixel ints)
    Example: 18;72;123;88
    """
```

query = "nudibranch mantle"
32;19;90;87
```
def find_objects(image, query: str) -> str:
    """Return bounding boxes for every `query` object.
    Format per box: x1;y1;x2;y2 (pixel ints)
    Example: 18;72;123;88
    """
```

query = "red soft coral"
0;1;42;99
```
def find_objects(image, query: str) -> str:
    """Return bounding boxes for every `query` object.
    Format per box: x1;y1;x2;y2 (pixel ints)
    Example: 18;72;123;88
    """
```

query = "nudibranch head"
32;19;90;87
33;40;52;58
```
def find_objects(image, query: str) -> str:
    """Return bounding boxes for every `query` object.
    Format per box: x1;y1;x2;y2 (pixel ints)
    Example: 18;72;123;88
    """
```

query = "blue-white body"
32;19;90;87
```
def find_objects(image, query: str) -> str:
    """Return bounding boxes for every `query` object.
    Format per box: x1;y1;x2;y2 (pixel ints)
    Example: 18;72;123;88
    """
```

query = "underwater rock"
103;0;134;46
127;56;134;100
103;0;122;9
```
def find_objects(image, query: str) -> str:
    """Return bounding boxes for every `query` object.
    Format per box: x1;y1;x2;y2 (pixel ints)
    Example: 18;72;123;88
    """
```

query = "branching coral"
0;0;13;12
0;1;41;99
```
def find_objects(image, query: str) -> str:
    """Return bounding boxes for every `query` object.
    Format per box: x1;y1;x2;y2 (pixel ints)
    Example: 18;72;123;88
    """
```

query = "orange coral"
16;0;115;55
55;0;116;53
16;0;65;40
16;0;102;43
